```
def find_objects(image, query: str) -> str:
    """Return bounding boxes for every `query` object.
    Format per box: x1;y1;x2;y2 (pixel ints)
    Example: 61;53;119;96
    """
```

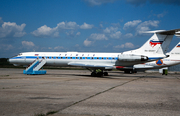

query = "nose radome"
8;58;12;64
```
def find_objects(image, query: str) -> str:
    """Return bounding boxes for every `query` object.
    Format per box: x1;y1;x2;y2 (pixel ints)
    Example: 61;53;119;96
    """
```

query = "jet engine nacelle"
118;54;148;61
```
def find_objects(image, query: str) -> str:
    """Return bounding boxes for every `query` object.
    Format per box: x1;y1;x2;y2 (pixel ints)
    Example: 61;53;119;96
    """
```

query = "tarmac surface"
0;68;180;116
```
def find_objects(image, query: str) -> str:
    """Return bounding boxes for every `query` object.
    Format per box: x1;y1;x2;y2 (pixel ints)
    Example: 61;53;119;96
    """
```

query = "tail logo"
176;44;180;47
156;59;163;66
149;40;163;47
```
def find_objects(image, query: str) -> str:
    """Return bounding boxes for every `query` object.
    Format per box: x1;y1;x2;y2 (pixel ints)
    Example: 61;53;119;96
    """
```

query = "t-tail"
168;42;180;56
123;29;180;61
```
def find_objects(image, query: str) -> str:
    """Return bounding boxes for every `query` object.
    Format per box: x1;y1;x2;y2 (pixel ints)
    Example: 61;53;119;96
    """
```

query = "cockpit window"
18;53;22;56
11;53;22;58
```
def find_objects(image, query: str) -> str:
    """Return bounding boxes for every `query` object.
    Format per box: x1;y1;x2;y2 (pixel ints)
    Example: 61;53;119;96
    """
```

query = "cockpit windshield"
11;53;22;58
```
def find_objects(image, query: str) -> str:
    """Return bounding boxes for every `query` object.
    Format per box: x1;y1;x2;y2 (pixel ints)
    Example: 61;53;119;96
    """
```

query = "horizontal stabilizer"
144;29;180;35
175;31;180;36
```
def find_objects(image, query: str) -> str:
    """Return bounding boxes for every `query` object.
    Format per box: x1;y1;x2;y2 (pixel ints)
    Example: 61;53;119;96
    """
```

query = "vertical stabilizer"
124;29;180;60
169;42;180;55
137;33;170;55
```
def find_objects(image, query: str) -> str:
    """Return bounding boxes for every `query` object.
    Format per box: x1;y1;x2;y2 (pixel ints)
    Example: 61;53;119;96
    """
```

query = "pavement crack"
57;77;141;113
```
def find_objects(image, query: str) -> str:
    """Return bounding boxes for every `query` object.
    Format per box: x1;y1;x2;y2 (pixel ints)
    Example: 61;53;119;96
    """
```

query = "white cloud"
124;33;133;38
156;11;167;18
53;32;59;37
89;33;108;40
66;31;74;36
123;20;142;30
54;46;64;50
103;28;111;33
76;32;81;36
22;41;35;48
66;31;81;37
110;31;122;39
0;22;26;38
31;21;79;38
114;42;135;49
80;23;94;29
31;25;57;38
124;42;134;48
84;39;92;46
48;47;52;50
75;44;80;47
57;21;79;30
113;44;124;49
84;0;116;6
136;20;159;35
103;26;122;39
99;24;103;28
103;27;118;33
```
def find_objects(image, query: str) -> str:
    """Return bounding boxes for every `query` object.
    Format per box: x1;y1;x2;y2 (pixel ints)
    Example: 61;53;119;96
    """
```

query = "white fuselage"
134;56;180;70
9;51;161;69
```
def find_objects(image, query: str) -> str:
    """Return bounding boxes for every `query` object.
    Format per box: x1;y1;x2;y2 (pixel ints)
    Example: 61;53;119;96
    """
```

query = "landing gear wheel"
104;72;108;76
91;72;96;77
97;72;103;77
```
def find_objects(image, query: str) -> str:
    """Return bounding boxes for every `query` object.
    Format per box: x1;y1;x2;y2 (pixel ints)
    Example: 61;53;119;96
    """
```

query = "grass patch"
46;110;58;115
34;110;58;116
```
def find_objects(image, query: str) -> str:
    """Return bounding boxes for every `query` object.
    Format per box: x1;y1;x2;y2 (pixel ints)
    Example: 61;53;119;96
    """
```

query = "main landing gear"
90;69;109;77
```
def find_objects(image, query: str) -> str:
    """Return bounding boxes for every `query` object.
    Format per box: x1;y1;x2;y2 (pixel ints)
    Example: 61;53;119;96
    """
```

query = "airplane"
116;42;180;73
9;29;180;76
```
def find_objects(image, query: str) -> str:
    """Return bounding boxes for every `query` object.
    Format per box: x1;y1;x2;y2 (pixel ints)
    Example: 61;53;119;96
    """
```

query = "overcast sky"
0;0;180;58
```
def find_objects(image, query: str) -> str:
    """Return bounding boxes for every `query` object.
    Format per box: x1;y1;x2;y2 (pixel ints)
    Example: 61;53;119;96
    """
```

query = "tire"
91;72;96;77
104;72;108;76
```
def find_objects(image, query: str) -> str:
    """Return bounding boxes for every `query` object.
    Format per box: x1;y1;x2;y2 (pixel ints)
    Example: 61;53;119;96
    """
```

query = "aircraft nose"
8;58;11;63
8;58;13;64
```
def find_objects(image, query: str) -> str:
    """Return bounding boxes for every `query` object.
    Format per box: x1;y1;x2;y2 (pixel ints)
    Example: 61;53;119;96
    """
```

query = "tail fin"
125;29;180;60
138;33;174;55
168;42;180;55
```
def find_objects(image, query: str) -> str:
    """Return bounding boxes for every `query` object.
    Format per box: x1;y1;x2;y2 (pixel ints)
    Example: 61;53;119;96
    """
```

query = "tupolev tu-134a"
9;29;180;76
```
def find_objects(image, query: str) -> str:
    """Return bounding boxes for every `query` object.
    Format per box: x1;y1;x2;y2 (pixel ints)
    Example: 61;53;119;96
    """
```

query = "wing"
68;62;114;69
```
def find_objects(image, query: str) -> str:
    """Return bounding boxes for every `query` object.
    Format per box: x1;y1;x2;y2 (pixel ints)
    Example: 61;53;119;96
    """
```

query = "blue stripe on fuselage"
11;56;118;60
